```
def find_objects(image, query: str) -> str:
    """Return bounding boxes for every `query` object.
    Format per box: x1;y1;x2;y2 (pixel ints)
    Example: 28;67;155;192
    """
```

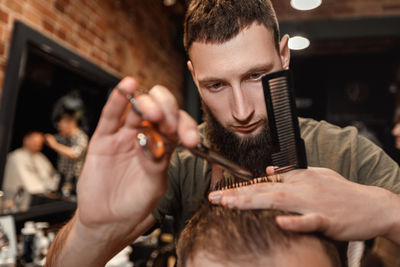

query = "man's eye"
249;73;265;80
206;83;223;91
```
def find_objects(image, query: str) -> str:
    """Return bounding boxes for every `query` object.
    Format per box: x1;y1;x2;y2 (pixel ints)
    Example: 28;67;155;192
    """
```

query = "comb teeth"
213;176;272;191
262;69;307;172
269;76;298;167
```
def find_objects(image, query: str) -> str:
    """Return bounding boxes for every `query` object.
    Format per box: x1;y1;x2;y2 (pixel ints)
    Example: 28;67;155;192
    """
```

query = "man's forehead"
188;28;280;83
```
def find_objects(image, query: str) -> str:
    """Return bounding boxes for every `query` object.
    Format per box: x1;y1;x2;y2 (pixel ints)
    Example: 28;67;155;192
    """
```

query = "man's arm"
209;166;400;245
45;77;200;266
46;213;156;267
44;135;77;159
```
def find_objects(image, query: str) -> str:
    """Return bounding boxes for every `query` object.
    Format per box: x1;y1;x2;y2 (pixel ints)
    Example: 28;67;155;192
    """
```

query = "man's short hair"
184;0;280;54
176;203;341;267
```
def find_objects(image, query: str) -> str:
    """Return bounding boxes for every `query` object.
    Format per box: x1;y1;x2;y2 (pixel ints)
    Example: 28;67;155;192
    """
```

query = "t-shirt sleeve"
301;118;400;194
152;150;181;223
355;135;400;194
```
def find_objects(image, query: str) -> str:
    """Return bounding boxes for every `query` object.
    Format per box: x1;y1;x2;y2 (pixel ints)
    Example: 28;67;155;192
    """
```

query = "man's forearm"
45;215;115;267
383;191;400;245
50;142;77;159
45;213;156;267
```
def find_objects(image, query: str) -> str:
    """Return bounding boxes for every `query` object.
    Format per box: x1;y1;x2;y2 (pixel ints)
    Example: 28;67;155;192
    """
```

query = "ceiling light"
288;36;310;50
290;0;322;11
163;0;176;6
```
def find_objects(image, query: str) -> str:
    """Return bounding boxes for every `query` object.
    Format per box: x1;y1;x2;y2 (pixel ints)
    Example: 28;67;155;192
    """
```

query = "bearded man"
46;1;400;266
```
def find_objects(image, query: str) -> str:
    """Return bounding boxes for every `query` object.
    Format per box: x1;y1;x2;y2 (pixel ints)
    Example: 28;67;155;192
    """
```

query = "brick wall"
272;0;400;21
0;0;185;104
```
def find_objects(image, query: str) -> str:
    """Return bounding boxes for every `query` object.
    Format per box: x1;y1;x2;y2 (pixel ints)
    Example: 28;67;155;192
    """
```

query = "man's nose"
231;86;254;123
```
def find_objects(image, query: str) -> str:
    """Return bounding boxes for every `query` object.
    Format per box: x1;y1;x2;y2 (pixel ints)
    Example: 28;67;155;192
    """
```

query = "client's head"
177;203;341;267
23;131;44;153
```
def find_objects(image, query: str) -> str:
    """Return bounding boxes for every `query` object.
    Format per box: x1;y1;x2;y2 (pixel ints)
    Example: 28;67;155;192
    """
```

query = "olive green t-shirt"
152;118;400;235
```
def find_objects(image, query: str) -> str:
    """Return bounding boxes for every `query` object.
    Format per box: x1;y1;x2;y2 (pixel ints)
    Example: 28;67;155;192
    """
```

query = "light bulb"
288;36;310;50
163;0;176;6
290;0;322;11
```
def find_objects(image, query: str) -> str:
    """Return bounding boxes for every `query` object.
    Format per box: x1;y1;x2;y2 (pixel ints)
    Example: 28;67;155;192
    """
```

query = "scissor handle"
137;121;166;160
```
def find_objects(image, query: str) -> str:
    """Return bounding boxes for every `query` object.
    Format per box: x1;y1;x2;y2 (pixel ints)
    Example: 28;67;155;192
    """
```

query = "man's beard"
203;104;273;177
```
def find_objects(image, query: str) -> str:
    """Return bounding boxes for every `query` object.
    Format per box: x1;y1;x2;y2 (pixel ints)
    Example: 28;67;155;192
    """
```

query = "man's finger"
177;110;200;148
208;182;287;203
96;77;139;135
123;93;164;129
148;85;179;136
217;191;302;211
276;213;329;233
266;166;276;176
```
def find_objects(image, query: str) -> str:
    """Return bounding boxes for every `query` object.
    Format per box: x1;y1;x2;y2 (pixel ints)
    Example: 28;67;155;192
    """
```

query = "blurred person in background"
2;131;59;211
45;92;88;198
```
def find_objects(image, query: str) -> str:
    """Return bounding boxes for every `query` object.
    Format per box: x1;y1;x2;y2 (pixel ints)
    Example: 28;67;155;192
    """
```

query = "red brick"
66;36;78;48
40;0;53;6
5;0;24;14
56;28;67;41
55;2;65;13
0;42;4;56
91;50;106;64
65;8;76;22
87;25;106;42
54;0;70;13
58;18;74;34
42;19;54;33
29;0;57;22
94;19;107;33
23;7;42;27
85;2;97;14
77;30;94;46
0;8;9;24
77;18;87;30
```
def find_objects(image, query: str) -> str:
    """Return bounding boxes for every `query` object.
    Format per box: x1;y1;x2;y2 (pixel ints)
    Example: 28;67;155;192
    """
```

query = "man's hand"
209;166;400;244
77;77;199;230
46;77;199;266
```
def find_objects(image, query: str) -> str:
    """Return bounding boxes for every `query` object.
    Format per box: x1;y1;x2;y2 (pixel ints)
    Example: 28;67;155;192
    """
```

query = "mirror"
0;21;119;223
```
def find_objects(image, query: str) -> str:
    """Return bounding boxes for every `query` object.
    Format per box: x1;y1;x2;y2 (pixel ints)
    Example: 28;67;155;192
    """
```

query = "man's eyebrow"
197;63;274;86
241;63;274;78
198;77;225;87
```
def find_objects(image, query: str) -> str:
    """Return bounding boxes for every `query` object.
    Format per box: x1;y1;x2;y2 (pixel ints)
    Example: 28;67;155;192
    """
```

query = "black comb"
261;69;307;173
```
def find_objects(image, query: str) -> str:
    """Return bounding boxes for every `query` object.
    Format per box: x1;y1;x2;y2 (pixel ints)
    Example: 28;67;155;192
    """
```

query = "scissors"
117;87;254;181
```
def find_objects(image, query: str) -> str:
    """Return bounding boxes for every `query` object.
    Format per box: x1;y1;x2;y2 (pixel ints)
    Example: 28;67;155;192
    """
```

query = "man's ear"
187;60;202;97
187;60;195;81
279;34;290;69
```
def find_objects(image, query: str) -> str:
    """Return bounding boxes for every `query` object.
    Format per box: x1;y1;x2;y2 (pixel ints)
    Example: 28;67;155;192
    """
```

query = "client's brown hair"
177;203;341;267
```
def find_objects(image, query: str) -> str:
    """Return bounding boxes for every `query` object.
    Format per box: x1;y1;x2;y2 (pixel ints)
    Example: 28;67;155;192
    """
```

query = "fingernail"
222;197;235;207
276;216;291;227
208;192;222;202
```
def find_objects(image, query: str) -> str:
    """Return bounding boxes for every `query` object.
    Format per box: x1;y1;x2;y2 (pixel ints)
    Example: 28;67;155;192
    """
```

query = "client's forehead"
187;236;333;267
